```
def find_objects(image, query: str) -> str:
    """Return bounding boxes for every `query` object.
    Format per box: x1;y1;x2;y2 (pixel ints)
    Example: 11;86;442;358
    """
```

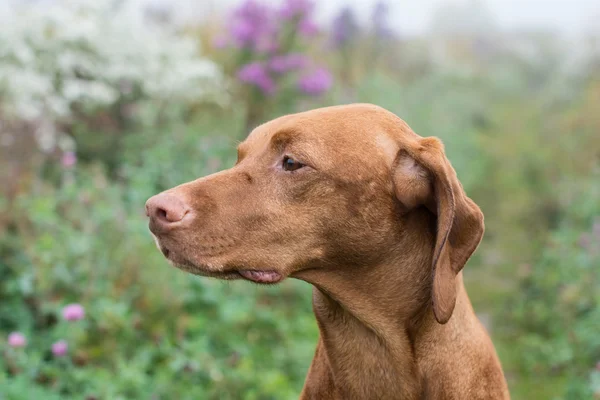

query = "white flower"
0;0;223;149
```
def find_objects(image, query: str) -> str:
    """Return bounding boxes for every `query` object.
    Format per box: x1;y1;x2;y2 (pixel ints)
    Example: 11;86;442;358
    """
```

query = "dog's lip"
238;270;283;284
171;265;283;284
154;238;283;284
158;247;283;284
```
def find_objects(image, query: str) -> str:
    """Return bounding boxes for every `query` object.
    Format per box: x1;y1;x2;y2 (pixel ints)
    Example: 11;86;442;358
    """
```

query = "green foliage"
1;5;600;399
352;62;600;399
1;119;318;399
505;171;600;399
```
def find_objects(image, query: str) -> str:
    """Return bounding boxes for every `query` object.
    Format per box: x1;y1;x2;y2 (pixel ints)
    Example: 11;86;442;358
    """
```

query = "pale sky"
156;0;600;36
9;0;599;36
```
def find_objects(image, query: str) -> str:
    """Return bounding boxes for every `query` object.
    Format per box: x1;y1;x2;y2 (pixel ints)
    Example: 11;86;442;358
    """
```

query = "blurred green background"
1;0;599;399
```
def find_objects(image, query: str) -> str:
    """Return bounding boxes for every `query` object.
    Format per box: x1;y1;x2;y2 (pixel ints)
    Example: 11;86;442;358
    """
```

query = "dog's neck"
295;213;469;399
298;273;426;398
299;271;469;400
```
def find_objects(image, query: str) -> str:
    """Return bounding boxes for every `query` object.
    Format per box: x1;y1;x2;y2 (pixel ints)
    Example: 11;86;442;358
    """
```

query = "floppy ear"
392;137;484;324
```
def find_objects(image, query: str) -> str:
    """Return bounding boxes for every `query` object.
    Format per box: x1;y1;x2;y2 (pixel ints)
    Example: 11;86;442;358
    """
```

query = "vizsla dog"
146;104;510;399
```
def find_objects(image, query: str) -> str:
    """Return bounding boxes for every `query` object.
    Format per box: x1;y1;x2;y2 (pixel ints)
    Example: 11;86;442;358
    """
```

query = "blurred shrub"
0;117;317;399
1;1;600;398
505;169;600;399
352;49;600;398
0;0;223;167
329;2;397;92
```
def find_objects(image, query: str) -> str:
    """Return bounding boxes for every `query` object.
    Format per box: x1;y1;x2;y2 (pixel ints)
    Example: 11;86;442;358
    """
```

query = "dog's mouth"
157;243;283;284
237;270;283;284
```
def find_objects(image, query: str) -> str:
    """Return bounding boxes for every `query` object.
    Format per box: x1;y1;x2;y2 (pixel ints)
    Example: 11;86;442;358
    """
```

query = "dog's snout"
146;193;190;230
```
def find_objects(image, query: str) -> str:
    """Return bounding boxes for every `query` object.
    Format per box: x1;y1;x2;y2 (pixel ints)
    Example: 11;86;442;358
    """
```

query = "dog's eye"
282;156;304;172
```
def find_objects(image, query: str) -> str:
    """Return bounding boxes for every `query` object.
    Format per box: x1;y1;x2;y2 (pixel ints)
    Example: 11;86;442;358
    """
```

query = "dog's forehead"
243;104;407;164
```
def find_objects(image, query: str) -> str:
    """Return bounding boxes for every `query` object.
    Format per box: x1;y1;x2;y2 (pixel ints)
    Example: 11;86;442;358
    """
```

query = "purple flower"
331;7;360;48
297;67;332;96
279;0;314;20
230;20;255;46
298;18;319;37
229;0;274;50
372;1;394;39
254;36;280;54
62;303;85;321
237;62;276;95
268;53;309;74
51;340;68;357
7;332;26;348
61;151;77;168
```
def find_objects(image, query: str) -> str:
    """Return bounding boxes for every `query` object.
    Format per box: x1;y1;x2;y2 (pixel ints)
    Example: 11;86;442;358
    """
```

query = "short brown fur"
147;104;510;399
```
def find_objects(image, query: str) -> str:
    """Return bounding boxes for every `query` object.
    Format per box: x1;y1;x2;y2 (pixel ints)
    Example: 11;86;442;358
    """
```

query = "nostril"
156;207;168;222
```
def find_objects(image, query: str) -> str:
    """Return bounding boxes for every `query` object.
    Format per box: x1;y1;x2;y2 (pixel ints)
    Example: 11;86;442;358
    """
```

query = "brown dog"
146;104;510;399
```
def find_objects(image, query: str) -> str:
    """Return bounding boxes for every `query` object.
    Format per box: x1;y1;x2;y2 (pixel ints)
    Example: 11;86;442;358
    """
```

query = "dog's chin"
157;244;284;284
170;261;244;281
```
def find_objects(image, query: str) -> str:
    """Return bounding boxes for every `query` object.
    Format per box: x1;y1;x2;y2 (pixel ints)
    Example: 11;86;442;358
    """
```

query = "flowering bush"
0;0;223;154
213;0;333;132
3;302;86;391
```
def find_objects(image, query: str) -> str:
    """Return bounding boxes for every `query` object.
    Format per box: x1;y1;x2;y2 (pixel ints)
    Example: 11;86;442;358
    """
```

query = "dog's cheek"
281;174;328;204
321;180;396;263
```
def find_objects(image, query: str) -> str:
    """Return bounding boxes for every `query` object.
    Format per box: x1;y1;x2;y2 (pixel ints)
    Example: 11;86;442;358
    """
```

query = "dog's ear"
392;137;484;324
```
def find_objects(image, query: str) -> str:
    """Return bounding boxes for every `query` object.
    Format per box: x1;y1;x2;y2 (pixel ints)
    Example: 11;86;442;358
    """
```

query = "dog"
146;104;510;399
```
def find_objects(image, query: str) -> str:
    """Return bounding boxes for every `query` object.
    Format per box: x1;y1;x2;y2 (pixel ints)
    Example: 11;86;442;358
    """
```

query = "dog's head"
146;104;483;323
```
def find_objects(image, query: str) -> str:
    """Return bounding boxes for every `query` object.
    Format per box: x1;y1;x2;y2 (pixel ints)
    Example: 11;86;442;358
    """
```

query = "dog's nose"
145;193;190;229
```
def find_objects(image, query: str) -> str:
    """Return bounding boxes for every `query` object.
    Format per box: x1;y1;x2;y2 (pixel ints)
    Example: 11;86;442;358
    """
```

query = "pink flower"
237;62;276;95
52;340;68;357
298;18;319;37
254;36;280;54
297;67;333;96
279;0;314;20
229;0;274;50
268;53;308;74
61;151;77;168
7;332;26;348
62;303;85;321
